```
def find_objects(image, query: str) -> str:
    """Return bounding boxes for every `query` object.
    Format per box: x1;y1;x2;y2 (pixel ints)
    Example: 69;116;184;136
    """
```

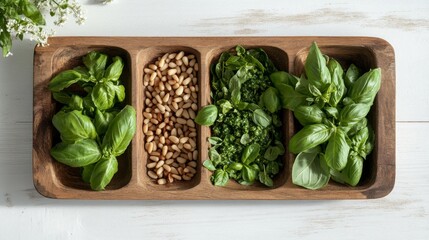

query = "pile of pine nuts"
143;51;199;185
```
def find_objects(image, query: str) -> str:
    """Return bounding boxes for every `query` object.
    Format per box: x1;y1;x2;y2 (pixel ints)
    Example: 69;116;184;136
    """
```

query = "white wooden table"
1;0;428;239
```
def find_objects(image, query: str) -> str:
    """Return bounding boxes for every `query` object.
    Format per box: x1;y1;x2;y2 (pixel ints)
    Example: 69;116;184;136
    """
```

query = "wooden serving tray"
33;37;395;199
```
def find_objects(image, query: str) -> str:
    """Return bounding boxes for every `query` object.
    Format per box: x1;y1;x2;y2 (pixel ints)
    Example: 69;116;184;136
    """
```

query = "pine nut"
172;174;182;180
188;161;197;168
150;156;159;162
163;164;171;172
156;167;164;176
182;175;191;181
193;150;198;161
168;136;179;144
177;157;187;164
148;171;158;179
155;160;165;169
157;178;167;185
147;162;157;169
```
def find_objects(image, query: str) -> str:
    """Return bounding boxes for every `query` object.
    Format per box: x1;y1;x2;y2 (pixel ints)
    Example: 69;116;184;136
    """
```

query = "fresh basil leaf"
112;84;125;102
264;145;282;161
208;136;223;146
52;110;97;143
242;165;257;183
227;162;243;171
327;59;346;107
345;64;361;88
52;92;71;105
94;109;118;136
324;106;339;120
267;161;280;175
259;168;274;187
347;117;367;137
83;51;108;79
292;146;330;190
48;70;82;92
294;105;325;126
230;77;241;104
195;105;218;126
101;105;136;156
212;169;229;186
325;128;350;171
289;124;332;154
240;133;251;145
90;155;118;191
348;68;381;105
104;56;124;81
91;82;116;110
252;109;272;128
203;159;216;171
82;163;95;183
331;155;363;187
274;83;307;111
241;143;260;165
73;66;93;82
218;99;233;114
261;87;280;113
209;148;222;165
50;139;101;167
339;103;371;127
304;42;331;92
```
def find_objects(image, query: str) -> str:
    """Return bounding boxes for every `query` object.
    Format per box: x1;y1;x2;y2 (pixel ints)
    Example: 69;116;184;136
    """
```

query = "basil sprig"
49;51;136;191
274;42;381;189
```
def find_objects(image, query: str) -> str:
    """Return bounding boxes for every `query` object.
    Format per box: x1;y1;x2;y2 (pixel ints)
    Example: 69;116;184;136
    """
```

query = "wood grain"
33;37;395;199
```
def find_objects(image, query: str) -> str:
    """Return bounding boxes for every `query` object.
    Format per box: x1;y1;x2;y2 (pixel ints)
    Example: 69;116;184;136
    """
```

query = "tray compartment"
46;45;133;190
202;45;291;190
293;45;378;188
136;46;202;190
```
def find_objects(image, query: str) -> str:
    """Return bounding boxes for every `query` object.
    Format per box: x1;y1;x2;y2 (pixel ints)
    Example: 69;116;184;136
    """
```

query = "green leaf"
94;109;118;136
344;64;361;88
292;146;330;190
324;106;339;120
241;143;260;165
195;105;218;126
264;145;283;161
218;99;233;114
52;110;97;143
227;162;243;171
90;155;118;191
266;161;280;175
212;169;229;186
104;56;124;81
259;167;274;187
50;139;101;168
112;84;125;102
304;42;331;92
20;0;45;25
82;163;95;183
252;109;272;128
347;117;367;137
83;51;108;79
52;92;71;105
294;105;325;126
208;137;223;146
261;87;280;113
324;128;350;171
272;76;307;111
91;82;116;110
339;103;371;127
203;159;216;171
348;68;381;105
327;59;346;107
331;155;363;186
240;133;251;145
289;124;332;154
48;70;82;92
270;71;298;87
208;148;222;165
0;30;12;57
242;165;257;183
101;105;136;156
